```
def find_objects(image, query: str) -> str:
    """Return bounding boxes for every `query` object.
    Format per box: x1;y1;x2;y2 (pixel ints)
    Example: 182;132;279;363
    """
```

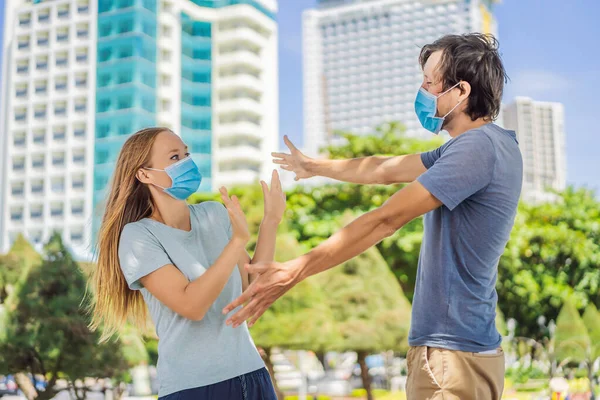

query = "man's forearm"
293;210;404;282
309;154;424;185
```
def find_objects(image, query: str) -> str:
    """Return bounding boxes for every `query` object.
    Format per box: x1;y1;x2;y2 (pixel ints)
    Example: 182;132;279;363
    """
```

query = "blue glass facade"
181;13;213;191
93;0;158;231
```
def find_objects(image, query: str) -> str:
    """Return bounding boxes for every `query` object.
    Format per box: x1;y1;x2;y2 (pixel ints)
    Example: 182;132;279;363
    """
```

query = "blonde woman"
89;127;283;400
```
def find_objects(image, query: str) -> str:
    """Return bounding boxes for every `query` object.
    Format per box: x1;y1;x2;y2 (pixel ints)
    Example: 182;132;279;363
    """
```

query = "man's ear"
458;81;471;100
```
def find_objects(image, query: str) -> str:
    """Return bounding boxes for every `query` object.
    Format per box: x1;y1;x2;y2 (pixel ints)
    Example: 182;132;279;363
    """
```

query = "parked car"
0;375;19;397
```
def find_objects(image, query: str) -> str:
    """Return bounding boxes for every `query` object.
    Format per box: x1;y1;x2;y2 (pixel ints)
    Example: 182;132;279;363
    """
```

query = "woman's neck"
151;198;192;231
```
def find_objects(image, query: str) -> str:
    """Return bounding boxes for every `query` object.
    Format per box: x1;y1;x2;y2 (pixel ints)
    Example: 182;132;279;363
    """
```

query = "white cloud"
506;70;571;99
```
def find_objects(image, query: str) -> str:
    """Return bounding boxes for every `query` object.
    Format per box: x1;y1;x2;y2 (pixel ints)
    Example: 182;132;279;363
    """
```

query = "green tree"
316;245;412;400
498;188;600;338
554;299;590;365
582;303;600;393
0;234;130;400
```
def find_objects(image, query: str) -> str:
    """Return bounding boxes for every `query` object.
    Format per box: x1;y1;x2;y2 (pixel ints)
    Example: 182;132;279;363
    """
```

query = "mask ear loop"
141;167;168;190
440;82;465;118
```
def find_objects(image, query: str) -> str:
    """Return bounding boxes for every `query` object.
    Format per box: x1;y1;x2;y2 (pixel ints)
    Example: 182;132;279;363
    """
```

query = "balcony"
56;58;68;66
38;14;50;23
76;54;88;63
11;187;24;197
218;121;262;140
16;89;27;97
55;108;67;116
58;9;69;18
217;98;262;117
18;42;30;50
217;74;262;93
32;159;44;168
74;104;86;113
36;62;48;70
217;145;262;162
34;110;47;119
17;65;28;74
15;113;26;122
55;82;67;90
217;50;262;70
217;27;267;48
37;38;49;46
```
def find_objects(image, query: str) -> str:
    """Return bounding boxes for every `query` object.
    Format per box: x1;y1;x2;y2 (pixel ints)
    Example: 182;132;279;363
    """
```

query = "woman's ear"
136;168;151;184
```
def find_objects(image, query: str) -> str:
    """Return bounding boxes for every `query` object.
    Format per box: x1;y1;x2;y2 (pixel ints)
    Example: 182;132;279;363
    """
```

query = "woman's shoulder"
190;201;228;225
120;219;154;242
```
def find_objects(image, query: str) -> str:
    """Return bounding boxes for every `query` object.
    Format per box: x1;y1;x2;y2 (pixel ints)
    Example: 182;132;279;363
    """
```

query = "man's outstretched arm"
222;180;442;327
275;136;427;185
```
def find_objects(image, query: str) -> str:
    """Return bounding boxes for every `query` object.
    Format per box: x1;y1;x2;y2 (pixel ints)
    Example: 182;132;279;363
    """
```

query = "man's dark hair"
419;33;508;121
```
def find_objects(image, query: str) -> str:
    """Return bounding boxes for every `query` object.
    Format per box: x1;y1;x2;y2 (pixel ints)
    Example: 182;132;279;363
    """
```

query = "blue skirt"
158;368;277;400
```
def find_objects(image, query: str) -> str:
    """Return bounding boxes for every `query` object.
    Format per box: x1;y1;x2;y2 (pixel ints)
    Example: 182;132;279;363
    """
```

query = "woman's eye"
171;155;179;160
185;153;190;157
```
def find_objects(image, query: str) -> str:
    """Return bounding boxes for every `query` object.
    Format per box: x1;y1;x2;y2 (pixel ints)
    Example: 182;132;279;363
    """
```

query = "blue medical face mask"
414;82;464;134
144;156;202;200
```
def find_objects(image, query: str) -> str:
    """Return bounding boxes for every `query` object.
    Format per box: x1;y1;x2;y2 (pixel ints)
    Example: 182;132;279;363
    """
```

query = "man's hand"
222;260;299;327
272;136;316;181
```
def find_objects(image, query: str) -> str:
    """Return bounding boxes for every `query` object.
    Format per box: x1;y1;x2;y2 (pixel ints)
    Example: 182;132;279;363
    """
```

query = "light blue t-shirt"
410;123;523;352
118;201;264;397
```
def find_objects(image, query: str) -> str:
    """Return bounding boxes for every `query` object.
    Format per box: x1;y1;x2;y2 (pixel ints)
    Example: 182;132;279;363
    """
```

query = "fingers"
222;287;253;314
248;305;268;328
284;135;299;153
226;297;261;328
271;152;290;159
219;187;232;206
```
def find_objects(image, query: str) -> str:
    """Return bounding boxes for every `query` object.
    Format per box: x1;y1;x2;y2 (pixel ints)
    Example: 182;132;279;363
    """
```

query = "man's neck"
446;116;491;138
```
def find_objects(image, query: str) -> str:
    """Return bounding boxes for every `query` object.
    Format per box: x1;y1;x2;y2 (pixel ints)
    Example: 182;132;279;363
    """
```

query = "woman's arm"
139;195;250;321
233;170;286;290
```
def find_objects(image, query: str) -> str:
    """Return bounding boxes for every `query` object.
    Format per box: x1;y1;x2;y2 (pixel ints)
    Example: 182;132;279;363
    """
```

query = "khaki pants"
406;346;505;400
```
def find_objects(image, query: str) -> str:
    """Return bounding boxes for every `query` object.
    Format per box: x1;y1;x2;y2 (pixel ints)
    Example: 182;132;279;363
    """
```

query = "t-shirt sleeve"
417;133;496;211
118;223;173;290
420;145;444;169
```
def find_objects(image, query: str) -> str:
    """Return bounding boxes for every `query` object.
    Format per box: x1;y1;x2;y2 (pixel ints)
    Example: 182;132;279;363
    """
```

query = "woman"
89;127;285;399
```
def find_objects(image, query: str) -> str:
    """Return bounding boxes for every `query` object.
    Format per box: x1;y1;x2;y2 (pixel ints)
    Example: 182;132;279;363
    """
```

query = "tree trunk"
263;347;284;400
357;351;373;400
316;350;327;371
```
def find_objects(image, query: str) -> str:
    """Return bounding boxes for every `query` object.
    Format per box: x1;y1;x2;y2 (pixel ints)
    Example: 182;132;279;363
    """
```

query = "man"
223;33;523;399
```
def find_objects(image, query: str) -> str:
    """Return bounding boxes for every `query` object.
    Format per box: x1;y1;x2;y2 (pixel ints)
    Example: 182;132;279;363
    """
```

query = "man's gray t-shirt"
118;202;264;397
411;123;523;352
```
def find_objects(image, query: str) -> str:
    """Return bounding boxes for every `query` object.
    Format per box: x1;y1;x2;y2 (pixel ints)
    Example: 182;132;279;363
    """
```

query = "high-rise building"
502;97;567;203
302;0;499;156
0;0;278;256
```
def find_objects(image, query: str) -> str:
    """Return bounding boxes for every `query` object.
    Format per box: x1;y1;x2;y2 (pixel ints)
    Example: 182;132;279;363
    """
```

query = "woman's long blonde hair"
88;127;169;342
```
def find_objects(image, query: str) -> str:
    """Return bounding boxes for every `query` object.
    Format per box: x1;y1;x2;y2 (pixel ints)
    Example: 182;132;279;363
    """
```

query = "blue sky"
0;0;597;191
277;0;600;192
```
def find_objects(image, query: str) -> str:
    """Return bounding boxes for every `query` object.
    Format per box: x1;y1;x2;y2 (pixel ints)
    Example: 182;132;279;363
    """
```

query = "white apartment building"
0;0;279;256
502;97;567;203
303;0;499;156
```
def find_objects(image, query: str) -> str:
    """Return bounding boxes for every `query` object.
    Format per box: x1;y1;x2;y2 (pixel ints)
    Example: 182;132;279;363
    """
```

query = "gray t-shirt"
118;201;264;397
410;123;523;352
